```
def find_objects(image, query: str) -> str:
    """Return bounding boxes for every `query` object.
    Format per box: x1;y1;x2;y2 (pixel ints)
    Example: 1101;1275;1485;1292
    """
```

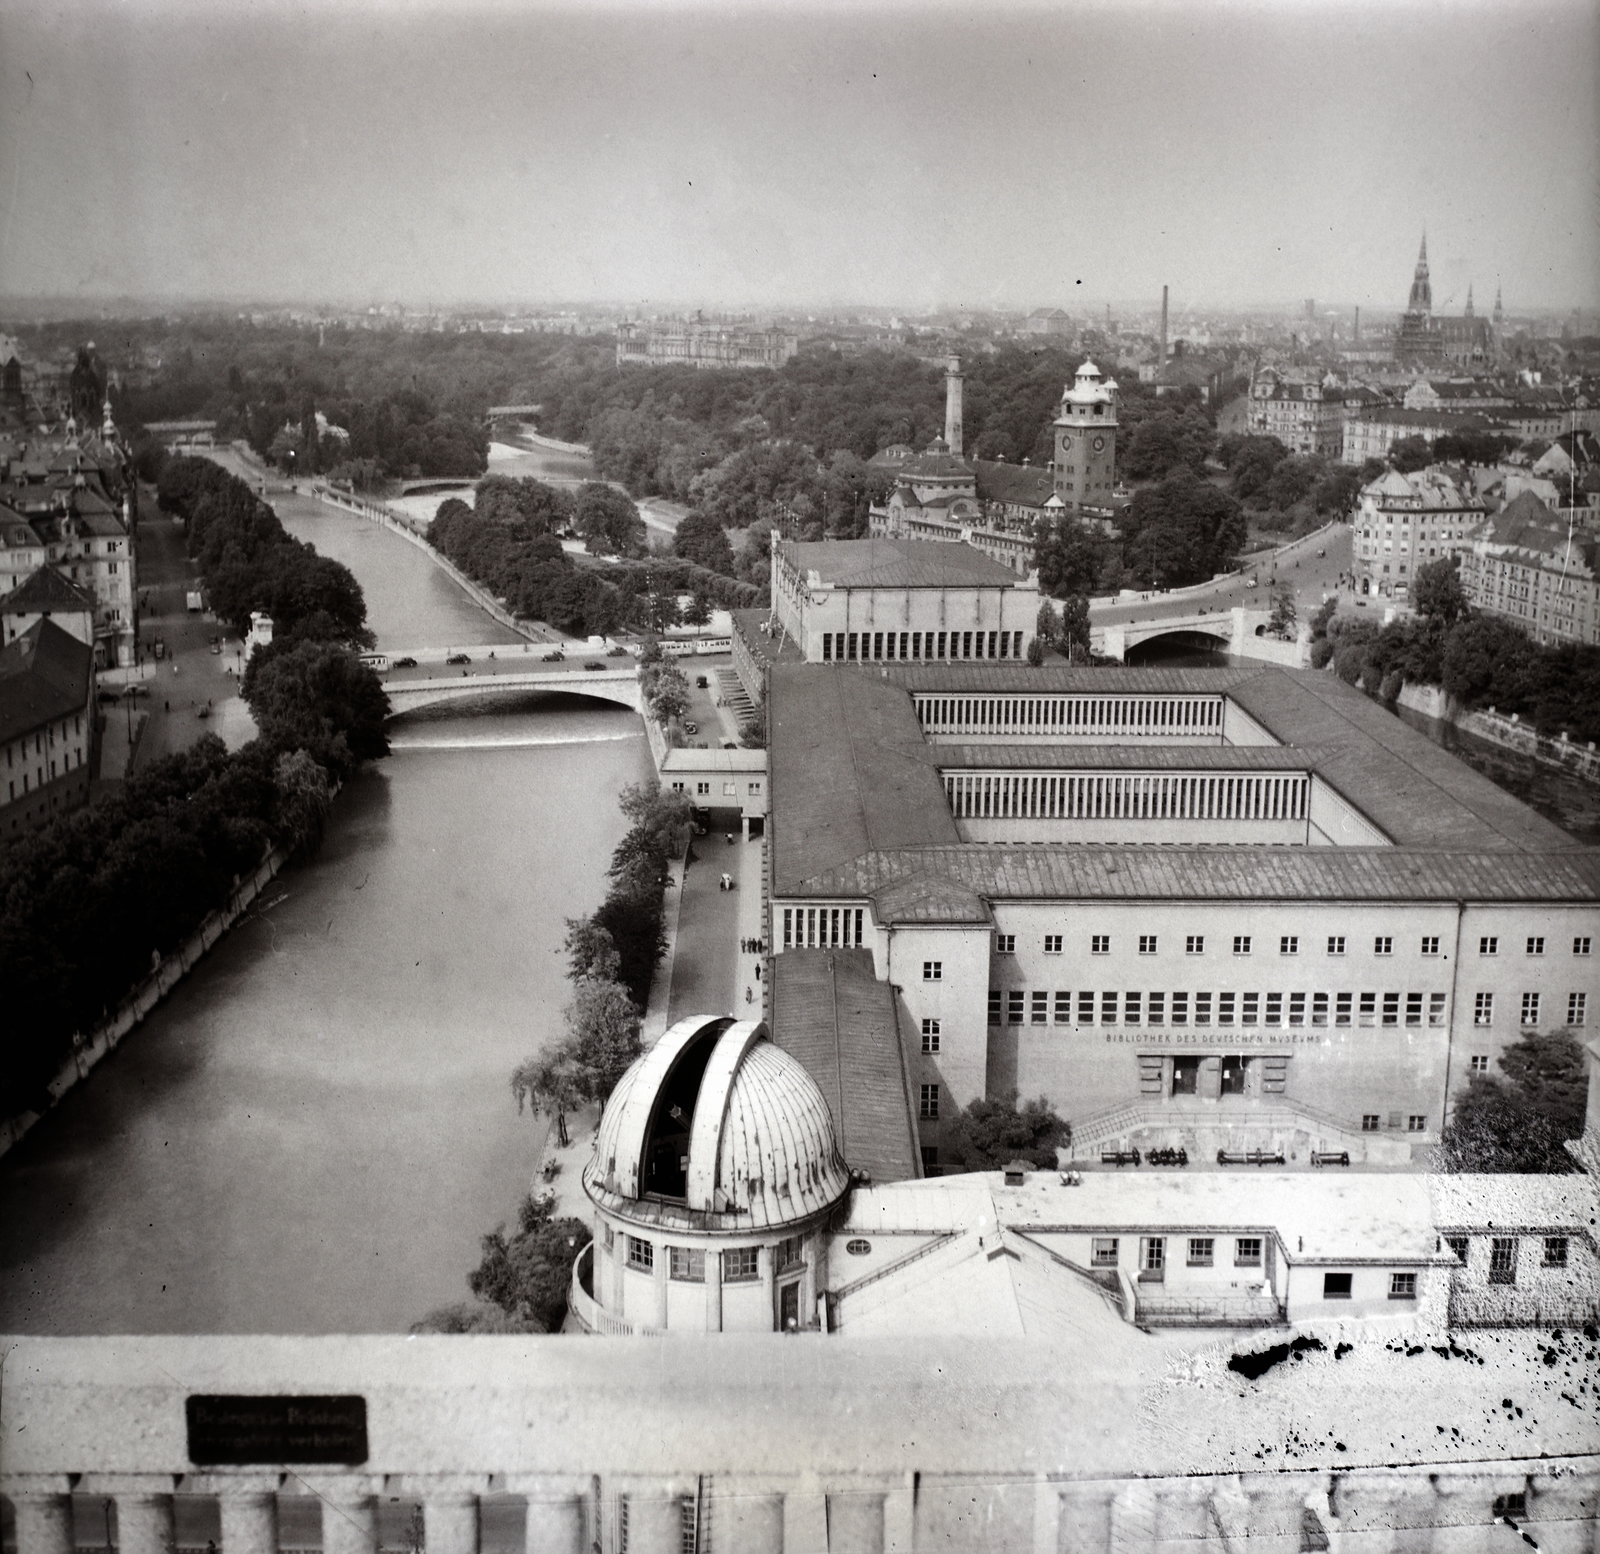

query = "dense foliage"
156;454;372;645
941;1094;1070;1172
1435;1030;1588;1173
1310;557;1600;742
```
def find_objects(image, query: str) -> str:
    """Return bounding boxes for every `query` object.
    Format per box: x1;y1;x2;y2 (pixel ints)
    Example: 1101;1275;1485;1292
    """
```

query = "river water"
0;511;650;1334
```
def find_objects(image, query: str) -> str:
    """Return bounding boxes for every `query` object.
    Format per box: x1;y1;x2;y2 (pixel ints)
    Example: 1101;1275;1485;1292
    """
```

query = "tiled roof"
769;949;921;1186
0;617;94;744
779;538;1022;590
973;460;1056;508
791;844;1600;905
0;567;95;616
871;873;992;925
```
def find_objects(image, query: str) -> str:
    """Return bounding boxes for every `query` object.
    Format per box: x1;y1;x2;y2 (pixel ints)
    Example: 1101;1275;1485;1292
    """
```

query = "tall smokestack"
1160;285;1168;364
944;355;964;459
1353;305;1361;342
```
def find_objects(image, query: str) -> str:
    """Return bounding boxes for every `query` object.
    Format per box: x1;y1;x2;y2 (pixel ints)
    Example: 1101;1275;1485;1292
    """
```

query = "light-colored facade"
1246;368;1345;456
766;664;1600;1168
1352;465;1491;600
660;745;767;822
614;319;798;370
769;537;1040;666
1458;491;1600;646
1;617;96;842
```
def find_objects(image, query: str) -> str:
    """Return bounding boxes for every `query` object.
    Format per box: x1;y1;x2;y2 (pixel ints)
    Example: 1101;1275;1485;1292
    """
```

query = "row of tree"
1311;558;1600;743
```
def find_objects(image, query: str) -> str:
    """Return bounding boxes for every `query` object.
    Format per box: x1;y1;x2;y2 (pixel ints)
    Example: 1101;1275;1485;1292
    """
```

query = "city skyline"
1;0;1597;315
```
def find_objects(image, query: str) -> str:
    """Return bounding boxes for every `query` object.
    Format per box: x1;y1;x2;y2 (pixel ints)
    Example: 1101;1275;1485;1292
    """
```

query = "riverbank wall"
1393;681;1600;785
0;841;293;1160
311;485;539;643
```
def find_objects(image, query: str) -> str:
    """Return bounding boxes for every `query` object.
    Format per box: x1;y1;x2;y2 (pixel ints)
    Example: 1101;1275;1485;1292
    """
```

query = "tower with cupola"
1052;360;1119;511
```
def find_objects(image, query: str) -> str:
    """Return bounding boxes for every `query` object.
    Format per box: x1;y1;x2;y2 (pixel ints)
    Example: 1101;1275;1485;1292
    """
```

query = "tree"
1120;469;1247;589
942;1094;1069;1172
1058;595;1091;662
1389;436;1432;474
271;748;333;852
1435;1029;1587;1173
1495;1029;1588;1134
1035;597;1060;652
739;703;768;749
465;1191;589;1330
1412;556;1470;630
510;1044;588;1147
1267;585;1297;640
682;591;712;627
574;483;645;557
672;510;735;575
1025;636;1045;665
563;917;621;983
617;780;694;859
1034;518;1104;598
243;641;391;778
563;976;643;1099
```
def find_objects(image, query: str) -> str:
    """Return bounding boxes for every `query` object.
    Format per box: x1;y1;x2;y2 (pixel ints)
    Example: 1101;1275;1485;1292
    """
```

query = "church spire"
1406;232;1432;314
1493;283;1503;325
1464;283;1474;318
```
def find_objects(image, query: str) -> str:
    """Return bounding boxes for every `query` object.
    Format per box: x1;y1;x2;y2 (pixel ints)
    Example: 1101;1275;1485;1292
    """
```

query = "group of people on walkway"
741;937;766;954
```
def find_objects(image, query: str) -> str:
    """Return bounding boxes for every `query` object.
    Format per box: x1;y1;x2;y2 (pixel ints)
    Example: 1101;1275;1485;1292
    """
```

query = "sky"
1;0;1597;316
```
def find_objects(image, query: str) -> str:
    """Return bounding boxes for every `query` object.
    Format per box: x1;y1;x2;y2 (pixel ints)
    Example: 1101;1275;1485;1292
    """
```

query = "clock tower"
1052;360;1119;511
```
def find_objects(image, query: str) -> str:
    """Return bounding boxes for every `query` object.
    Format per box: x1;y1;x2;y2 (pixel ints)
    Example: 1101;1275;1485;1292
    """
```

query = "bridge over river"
1093;605;1309;667
384;663;641;718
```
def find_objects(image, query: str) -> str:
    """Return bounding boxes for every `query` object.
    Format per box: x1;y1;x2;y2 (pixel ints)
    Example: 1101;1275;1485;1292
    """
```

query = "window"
669;1246;705;1282
1327;936;1345;955
1569;992;1588;1026
1194;992;1212;1026
1077;990;1095;1024
1362;1114;1379;1131
1480;936;1498;956
1242;992;1260;1025
1335;992;1352;1027
1091;1237;1119;1267
1043;934;1063;954
1186;935;1205;954
1520;991;1540;1027
1429;992;1447;1027
603;1224;615;1251
1488;1237;1517;1285
919;1084;940;1119
722;782;737;796
1100;991;1118;1024
1576;936;1592;956
1091;935;1110;955
1142;1236;1165;1271
1234;1237;1262;1266
921;1018;940;1053
1054;990;1071;1024
1280;935;1299;955
1170;992;1188;1025
923;961;942;981
1405;992;1423;1027
1187;1237;1214;1267
995;934;1016;954
1374;936;1393;956
1288;992;1305;1027
1543;1236;1569;1268
1031;991;1048;1025
1445;1235;1468;1264
1407;1115;1426;1132
1526;936;1545;956
845;1238;872;1257
1323;1272;1352;1300
1139;935;1158;954
1122;991;1141;1025
627;1236;654;1272
1388;1272;1417;1300
1474;992;1494;1026
1469;1055;1490;1074
1264;992;1282;1026
1147;992;1165;1025
988;989;1001;1024
1233;935;1251;955
723;1247;759;1283
1421;936;1440;956
1008;990;1024;1025
777;1236;805;1271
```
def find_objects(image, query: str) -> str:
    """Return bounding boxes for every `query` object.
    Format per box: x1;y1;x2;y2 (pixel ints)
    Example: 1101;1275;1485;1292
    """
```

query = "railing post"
825;1490;885;1554
517;1482;586;1554
621;1479;692;1554
8;1487;74;1554
218;1482;281;1554
422;1490;479;1554
115;1493;176;1554
307;1477;379;1554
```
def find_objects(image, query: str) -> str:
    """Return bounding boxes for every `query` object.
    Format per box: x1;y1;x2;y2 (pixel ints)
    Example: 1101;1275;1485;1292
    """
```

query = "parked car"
1244;578;1259;589
445;652;471;665
583;661;605;671
392;656;418;669
683;721;698;736
696;675;709;688
542;649;565;661
606;645;627;657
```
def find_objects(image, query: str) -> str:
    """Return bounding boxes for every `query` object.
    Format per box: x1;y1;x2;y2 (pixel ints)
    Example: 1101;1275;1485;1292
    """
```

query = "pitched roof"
973;460;1056;508
0;566;95;616
0;616;94;744
779;537;1022;590
768;949;921;1186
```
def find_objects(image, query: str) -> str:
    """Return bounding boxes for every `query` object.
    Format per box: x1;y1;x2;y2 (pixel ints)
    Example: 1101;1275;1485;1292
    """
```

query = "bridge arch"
383;670;642;721
1122;626;1233;665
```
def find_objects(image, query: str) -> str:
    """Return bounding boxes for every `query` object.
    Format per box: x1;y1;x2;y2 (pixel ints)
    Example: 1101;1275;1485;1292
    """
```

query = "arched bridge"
385;667;642;719
1094;606;1308;667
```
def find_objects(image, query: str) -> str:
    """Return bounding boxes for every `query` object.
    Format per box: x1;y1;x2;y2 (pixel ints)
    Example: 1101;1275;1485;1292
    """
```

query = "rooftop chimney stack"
944;355;964;460
1160;286;1168;364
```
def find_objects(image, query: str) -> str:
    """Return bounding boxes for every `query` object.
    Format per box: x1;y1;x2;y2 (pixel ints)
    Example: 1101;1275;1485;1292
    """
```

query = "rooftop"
0;616;94;744
778;537;1023;591
0;565;95;617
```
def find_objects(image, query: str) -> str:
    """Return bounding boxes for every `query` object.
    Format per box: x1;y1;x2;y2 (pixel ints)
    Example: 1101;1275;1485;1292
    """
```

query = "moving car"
445;652;471;665
542;649;565;662
392;656;418;669
583;661;605;671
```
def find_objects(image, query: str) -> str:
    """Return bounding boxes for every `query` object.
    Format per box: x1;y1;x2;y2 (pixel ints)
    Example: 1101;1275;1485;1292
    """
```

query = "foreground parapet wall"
2;1334;1596;1552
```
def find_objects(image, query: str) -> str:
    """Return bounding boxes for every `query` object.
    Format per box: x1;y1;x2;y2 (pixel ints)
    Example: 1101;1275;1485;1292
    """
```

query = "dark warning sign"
185;1395;369;1465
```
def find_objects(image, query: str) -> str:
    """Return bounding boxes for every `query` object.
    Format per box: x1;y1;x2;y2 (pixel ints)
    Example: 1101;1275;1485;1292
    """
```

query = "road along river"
0;504;650;1335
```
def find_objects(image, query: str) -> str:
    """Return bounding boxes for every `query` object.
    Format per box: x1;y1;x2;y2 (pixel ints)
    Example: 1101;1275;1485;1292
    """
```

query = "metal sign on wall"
186;1396;368;1465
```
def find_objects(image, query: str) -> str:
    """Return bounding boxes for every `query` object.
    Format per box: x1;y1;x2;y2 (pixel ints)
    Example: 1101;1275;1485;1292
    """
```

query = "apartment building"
1352;465;1490;600
1458;490;1600;646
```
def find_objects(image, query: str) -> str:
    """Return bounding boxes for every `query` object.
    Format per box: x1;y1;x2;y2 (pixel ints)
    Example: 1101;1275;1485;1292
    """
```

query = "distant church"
1393;235;1498;368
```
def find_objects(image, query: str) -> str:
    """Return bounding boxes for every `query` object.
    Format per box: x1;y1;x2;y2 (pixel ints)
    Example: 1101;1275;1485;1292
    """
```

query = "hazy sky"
2;0;1597;314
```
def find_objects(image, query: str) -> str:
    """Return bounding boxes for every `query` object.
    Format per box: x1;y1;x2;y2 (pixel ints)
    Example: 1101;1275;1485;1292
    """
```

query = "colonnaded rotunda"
576;1015;853;1334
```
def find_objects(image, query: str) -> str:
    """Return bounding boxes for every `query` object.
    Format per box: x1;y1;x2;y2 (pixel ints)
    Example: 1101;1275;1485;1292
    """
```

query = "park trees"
574;482;646;557
1412;555;1471;630
464;1191;590;1332
244;640;392;779
1267;584;1297;640
1033;517;1104;598
942;1094;1069;1172
1388;436;1432;473
672;509;736;575
1435;1030;1588;1174
1121;406;1215;481
1120;468;1247;589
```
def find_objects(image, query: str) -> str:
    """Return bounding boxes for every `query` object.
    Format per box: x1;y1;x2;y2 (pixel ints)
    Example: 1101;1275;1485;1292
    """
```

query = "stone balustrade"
3;1335;1596;1553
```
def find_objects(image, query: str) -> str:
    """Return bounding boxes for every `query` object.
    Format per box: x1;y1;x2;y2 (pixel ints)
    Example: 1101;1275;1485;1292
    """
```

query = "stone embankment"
1396;682;1600;786
0;841;293;1159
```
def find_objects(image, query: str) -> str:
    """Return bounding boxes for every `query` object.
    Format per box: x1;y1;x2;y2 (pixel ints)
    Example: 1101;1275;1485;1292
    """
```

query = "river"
0;509;651;1335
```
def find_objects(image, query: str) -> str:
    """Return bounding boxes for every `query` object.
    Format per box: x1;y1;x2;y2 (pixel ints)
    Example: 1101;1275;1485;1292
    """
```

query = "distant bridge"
385;667;641;719
485;404;542;419
1093;606;1309;667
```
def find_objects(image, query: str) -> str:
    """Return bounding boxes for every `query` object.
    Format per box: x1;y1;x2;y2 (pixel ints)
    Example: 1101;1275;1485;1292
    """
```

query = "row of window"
1099;1234;1265;1269
945;772;1308;824
1444;1234;1568;1278
783;906;867;950
986;988;1455;1028
1474;991;1586;1027
1362;1114;1428;1132
621;1235;805;1282
992;933;1593;959
820;629;1023;663
912;693;1223;738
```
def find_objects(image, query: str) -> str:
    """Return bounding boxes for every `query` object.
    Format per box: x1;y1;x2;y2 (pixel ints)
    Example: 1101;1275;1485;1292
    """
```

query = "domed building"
573;1015;853;1334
